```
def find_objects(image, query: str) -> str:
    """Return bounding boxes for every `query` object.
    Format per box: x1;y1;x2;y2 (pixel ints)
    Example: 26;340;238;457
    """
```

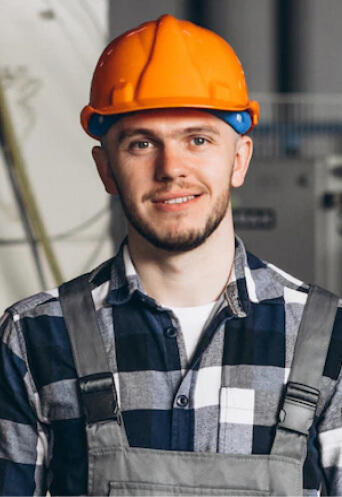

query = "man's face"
94;109;252;252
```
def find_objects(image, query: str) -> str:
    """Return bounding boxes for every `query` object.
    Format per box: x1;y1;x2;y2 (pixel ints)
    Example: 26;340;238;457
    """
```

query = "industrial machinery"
234;155;342;296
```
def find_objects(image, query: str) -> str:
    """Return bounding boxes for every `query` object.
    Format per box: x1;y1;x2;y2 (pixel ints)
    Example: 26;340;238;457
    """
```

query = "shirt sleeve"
0;311;49;496
318;367;342;495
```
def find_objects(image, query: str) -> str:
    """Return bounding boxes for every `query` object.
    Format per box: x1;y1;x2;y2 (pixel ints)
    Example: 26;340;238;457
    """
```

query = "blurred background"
1;0;342;310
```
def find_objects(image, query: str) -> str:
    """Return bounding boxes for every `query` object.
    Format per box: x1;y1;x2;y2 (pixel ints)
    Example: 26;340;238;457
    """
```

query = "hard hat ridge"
81;14;260;139
137;15;208;103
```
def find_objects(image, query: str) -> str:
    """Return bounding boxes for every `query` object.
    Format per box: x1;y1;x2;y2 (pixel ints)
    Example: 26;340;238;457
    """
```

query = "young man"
0;14;341;496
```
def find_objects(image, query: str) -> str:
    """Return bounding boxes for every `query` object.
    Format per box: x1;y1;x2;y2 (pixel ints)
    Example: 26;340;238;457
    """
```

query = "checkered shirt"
0;237;342;496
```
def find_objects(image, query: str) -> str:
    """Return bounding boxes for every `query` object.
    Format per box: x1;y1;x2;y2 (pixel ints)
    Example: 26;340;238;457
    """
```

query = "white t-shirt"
168;302;217;361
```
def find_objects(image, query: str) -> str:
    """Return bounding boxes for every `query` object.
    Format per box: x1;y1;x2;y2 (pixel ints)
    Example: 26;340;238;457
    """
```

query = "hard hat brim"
81;100;260;140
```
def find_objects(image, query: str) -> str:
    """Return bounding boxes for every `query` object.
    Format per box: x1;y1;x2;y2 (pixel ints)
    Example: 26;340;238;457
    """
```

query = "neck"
127;210;235;307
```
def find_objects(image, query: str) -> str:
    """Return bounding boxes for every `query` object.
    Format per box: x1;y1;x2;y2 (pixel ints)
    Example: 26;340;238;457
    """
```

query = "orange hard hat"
81;14;260;138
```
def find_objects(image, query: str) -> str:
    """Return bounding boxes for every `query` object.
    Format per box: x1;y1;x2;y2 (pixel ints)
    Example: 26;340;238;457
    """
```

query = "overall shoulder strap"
271;285;339;460
59;274;120;426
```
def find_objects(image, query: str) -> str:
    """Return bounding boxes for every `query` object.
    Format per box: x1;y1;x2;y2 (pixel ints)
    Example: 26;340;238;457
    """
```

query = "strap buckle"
278;382;319;436
79;372;118;424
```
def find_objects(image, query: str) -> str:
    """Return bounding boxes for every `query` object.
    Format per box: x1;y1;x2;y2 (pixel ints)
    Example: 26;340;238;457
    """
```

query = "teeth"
164;196;195;205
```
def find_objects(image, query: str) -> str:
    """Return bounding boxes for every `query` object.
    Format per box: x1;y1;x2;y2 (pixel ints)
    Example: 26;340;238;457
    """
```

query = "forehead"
106;108;233;139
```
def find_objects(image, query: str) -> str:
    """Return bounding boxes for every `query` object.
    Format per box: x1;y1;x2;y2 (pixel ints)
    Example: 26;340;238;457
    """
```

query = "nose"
154;143;190;182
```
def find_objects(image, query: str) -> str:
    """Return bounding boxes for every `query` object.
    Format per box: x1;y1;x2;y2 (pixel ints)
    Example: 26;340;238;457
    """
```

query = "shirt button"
177;395;189;407
165;326;178;338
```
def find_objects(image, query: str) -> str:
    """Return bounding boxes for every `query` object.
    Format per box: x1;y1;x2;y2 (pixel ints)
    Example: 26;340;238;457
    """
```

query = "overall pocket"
89;446;272;496
109;480;270;496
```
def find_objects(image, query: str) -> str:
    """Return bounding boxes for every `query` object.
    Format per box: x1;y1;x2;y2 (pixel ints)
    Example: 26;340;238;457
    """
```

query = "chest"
113;302;287;453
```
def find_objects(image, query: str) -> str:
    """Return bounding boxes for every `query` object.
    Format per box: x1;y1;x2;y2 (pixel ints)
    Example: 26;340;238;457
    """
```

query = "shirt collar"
105;236;289;314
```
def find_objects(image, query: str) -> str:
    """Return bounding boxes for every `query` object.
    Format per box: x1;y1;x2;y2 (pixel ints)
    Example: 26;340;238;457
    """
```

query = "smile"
163;196;195;205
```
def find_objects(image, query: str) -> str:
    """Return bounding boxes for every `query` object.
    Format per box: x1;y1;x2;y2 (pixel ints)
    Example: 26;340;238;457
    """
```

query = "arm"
0;312;48;496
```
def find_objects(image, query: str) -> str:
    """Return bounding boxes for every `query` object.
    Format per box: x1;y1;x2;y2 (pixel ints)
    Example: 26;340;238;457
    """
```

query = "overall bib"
60;278;338;496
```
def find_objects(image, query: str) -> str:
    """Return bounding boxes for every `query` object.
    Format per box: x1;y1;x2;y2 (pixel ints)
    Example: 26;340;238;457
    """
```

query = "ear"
92;146;118;195
231;135;253;188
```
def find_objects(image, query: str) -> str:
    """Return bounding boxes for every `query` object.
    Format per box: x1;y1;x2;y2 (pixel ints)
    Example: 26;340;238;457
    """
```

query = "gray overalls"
60;277;338;496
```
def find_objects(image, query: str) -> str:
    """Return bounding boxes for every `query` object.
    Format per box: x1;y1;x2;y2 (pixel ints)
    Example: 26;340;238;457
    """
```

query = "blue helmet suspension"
88;109;252;138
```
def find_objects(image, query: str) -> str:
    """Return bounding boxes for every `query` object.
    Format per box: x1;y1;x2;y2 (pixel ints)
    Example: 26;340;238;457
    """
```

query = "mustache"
142;181;206;202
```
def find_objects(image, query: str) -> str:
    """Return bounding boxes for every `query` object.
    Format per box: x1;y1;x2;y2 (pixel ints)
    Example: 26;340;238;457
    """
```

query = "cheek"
113;167;147;200
122;155;157;188
200;160;232;189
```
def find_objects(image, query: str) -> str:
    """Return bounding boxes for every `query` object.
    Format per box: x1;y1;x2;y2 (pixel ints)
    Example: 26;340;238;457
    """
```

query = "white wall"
0;0;114;310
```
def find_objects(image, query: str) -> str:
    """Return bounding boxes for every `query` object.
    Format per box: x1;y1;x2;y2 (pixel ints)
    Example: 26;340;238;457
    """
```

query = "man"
0;14;341;496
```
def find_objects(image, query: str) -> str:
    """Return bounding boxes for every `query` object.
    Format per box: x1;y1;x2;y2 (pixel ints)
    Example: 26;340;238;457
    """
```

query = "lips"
151;191;202;203
162;195;196;204
150;193;201;212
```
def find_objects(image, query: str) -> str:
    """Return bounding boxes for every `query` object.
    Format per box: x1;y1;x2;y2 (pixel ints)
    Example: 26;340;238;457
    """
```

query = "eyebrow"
117;128;154;144
117;125;221;144
178;126;221;137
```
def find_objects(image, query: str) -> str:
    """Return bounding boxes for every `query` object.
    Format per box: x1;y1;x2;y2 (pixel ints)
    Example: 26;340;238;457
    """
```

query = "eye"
191;137;207;146
131;140;152;150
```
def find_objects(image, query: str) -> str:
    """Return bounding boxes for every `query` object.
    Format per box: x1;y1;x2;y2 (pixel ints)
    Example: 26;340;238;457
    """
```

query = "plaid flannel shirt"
0;237;342;496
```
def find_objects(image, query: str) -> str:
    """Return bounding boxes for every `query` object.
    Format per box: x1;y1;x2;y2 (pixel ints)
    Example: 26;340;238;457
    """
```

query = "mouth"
162;195;196;205
151;193;202;211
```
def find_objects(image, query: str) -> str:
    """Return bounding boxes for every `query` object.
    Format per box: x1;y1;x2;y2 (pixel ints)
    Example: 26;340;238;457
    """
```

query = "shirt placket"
166;308;233;452
171;370;195;450
156;308;195;451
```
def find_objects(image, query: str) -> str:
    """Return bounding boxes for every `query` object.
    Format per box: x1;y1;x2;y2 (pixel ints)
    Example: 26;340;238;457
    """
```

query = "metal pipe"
0;72;64;286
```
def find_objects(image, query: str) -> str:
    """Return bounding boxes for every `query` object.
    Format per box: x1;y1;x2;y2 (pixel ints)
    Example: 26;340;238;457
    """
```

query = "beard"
117;185;231;253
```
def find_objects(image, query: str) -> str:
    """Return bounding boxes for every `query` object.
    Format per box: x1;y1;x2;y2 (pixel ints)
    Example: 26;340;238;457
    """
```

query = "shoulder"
0;258;116;414
251;251;342;380
255;254;342;321
244;249;310;305
245;251;342;417
1;257;114;352
0;287;62;367
244;247;342;349
248;247;342;316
